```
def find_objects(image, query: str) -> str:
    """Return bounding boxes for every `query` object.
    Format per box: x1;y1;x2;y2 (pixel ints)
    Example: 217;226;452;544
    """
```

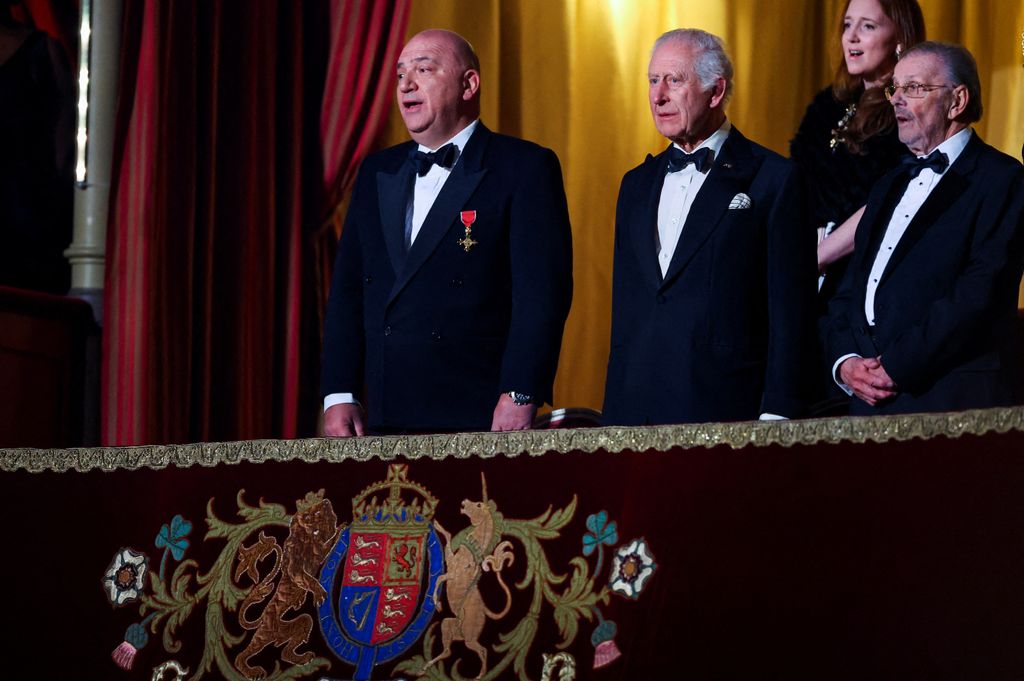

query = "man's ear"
708;76;727;109
948;83;968;121
462;69;480;101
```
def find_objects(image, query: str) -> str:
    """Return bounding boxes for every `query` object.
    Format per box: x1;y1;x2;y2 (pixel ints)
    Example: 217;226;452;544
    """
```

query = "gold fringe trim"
3;406;1023;474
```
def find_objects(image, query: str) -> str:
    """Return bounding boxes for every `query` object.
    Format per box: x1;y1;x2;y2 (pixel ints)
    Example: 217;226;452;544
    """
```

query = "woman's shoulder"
804;86;846;121
791;86;846;160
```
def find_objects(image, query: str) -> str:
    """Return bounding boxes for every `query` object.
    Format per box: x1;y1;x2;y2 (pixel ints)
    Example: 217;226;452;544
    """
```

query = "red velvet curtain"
103;0;326;445
316;0;411;311
320;0;410;217
14;0;79;65
102;0;409;446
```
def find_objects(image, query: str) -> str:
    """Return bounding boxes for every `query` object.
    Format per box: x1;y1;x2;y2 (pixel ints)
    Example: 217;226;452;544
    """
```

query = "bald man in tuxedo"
321;29;573;435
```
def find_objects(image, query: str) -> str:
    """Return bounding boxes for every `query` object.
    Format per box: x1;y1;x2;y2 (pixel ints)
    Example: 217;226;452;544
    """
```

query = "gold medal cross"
458;229;477;252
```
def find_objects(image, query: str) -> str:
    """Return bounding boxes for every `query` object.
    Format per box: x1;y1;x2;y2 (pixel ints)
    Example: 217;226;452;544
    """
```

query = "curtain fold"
315;0;411;319
16;0;79;65
102;0;331;445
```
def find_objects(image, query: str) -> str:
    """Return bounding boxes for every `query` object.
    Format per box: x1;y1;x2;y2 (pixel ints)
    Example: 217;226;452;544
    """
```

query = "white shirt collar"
417;119;480;165
923;127;972;168
672;119;731;160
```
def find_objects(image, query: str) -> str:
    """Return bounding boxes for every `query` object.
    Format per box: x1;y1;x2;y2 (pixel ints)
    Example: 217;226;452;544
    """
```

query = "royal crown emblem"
318;464;442;680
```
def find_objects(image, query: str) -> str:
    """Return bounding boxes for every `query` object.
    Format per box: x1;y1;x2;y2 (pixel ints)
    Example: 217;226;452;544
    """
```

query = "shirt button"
873;278;878;283
384;325;391;336
364;276;373;284
671;217;679;224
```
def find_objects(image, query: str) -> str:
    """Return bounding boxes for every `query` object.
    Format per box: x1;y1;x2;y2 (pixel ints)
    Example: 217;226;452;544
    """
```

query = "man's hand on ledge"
324;403;366;437
839;356;897;406
491;392;537;432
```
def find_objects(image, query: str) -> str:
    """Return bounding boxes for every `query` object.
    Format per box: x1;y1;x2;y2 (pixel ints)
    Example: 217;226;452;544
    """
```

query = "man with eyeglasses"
827;41;1024;414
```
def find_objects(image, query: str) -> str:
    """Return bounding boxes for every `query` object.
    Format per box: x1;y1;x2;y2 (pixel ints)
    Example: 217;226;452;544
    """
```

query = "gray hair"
900;41;982;123
652;29;734;103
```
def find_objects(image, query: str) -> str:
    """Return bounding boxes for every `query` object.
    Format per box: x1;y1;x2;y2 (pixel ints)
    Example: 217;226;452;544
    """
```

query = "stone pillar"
64;0;123;445
65;0;123;326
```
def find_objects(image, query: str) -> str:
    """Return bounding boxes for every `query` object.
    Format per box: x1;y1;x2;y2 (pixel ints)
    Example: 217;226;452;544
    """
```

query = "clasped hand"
839;356;898;406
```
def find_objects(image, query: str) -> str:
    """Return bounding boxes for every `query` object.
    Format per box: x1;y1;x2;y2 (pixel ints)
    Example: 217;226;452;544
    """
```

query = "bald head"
413;29;480;73
396;29;482;148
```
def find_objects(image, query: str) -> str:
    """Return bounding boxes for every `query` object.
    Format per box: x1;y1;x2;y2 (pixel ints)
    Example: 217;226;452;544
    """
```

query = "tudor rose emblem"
458;210;478;251
318;464;442;680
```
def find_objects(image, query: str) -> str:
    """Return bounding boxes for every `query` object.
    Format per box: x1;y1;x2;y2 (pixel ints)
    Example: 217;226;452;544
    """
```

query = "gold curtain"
378;0;1024;413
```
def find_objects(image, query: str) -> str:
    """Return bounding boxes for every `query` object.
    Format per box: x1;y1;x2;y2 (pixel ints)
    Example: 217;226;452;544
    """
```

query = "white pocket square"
728;193;752;209
729;192;753;208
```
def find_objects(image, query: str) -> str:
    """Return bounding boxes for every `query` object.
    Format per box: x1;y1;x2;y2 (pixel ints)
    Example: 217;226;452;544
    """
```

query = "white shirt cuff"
832;354;861;396
759;413;787;421
324;393;359;413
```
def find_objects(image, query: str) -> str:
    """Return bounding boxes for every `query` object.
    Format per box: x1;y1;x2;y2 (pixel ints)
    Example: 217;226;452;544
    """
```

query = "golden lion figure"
233;490;339;679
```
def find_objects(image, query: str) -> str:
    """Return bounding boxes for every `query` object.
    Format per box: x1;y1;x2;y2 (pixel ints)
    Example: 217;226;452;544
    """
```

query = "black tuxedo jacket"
321;123;573;431
602;128;817;425
827;133;1024;414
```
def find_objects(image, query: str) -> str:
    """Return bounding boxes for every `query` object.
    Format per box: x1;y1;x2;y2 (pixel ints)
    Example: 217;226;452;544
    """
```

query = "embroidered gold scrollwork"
5;407;1024;473
151;660;189;681
541;652;577;681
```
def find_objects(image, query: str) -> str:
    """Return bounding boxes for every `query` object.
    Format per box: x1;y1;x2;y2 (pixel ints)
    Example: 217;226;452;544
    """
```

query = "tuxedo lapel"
388;125;490;305
626;152;667;291
856;170;910;284
376;149;416;275
879;135;979;286
660;130;757;290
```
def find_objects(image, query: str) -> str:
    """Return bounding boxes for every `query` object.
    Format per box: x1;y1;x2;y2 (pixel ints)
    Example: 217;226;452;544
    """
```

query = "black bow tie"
901;149;949;179
667;146;712;173
410;143;457;176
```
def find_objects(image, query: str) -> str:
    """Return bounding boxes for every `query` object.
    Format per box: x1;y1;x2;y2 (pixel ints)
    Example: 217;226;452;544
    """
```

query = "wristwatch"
505;391;535;406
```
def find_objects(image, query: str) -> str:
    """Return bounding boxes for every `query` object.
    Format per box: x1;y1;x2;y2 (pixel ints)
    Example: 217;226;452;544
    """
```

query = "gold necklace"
830;103;857;152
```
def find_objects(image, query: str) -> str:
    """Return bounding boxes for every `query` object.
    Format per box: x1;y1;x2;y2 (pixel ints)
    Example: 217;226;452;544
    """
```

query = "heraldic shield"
319;465;442;680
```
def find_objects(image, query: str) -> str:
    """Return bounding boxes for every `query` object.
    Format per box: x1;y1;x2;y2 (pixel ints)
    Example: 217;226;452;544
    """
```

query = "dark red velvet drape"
102;0;409;446
13;0;79;64
316;0;410;312
103;0;327;445
320;0;410;216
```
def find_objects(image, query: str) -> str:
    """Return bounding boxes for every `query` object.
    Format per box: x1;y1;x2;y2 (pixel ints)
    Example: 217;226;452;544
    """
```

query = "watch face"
509;391;533;405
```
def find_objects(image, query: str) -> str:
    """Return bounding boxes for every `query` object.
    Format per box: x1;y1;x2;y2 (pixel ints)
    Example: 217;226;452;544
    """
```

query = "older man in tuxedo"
828;41;1024;414
321;29;573;435
602;29;817;426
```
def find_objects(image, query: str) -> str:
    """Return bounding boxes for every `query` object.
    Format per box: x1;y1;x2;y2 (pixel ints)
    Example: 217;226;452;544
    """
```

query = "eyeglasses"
884;82;953;100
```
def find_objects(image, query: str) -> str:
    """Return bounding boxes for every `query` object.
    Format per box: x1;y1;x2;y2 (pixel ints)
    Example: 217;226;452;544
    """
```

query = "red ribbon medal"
458;210;478;252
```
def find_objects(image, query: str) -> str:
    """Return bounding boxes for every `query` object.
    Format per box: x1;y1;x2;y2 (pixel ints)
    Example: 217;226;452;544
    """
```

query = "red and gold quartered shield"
319;465;441;681
339;529;426;644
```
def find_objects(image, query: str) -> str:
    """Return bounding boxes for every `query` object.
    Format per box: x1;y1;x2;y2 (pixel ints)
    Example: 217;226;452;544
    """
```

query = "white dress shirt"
408;120;479;246
656;120;731;276
325;120;480;412
654;121;782;421
833;128;973;391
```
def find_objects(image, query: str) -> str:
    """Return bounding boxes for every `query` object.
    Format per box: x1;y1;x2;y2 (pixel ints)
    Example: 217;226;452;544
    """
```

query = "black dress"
0;30;74;294
790;87;909;407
